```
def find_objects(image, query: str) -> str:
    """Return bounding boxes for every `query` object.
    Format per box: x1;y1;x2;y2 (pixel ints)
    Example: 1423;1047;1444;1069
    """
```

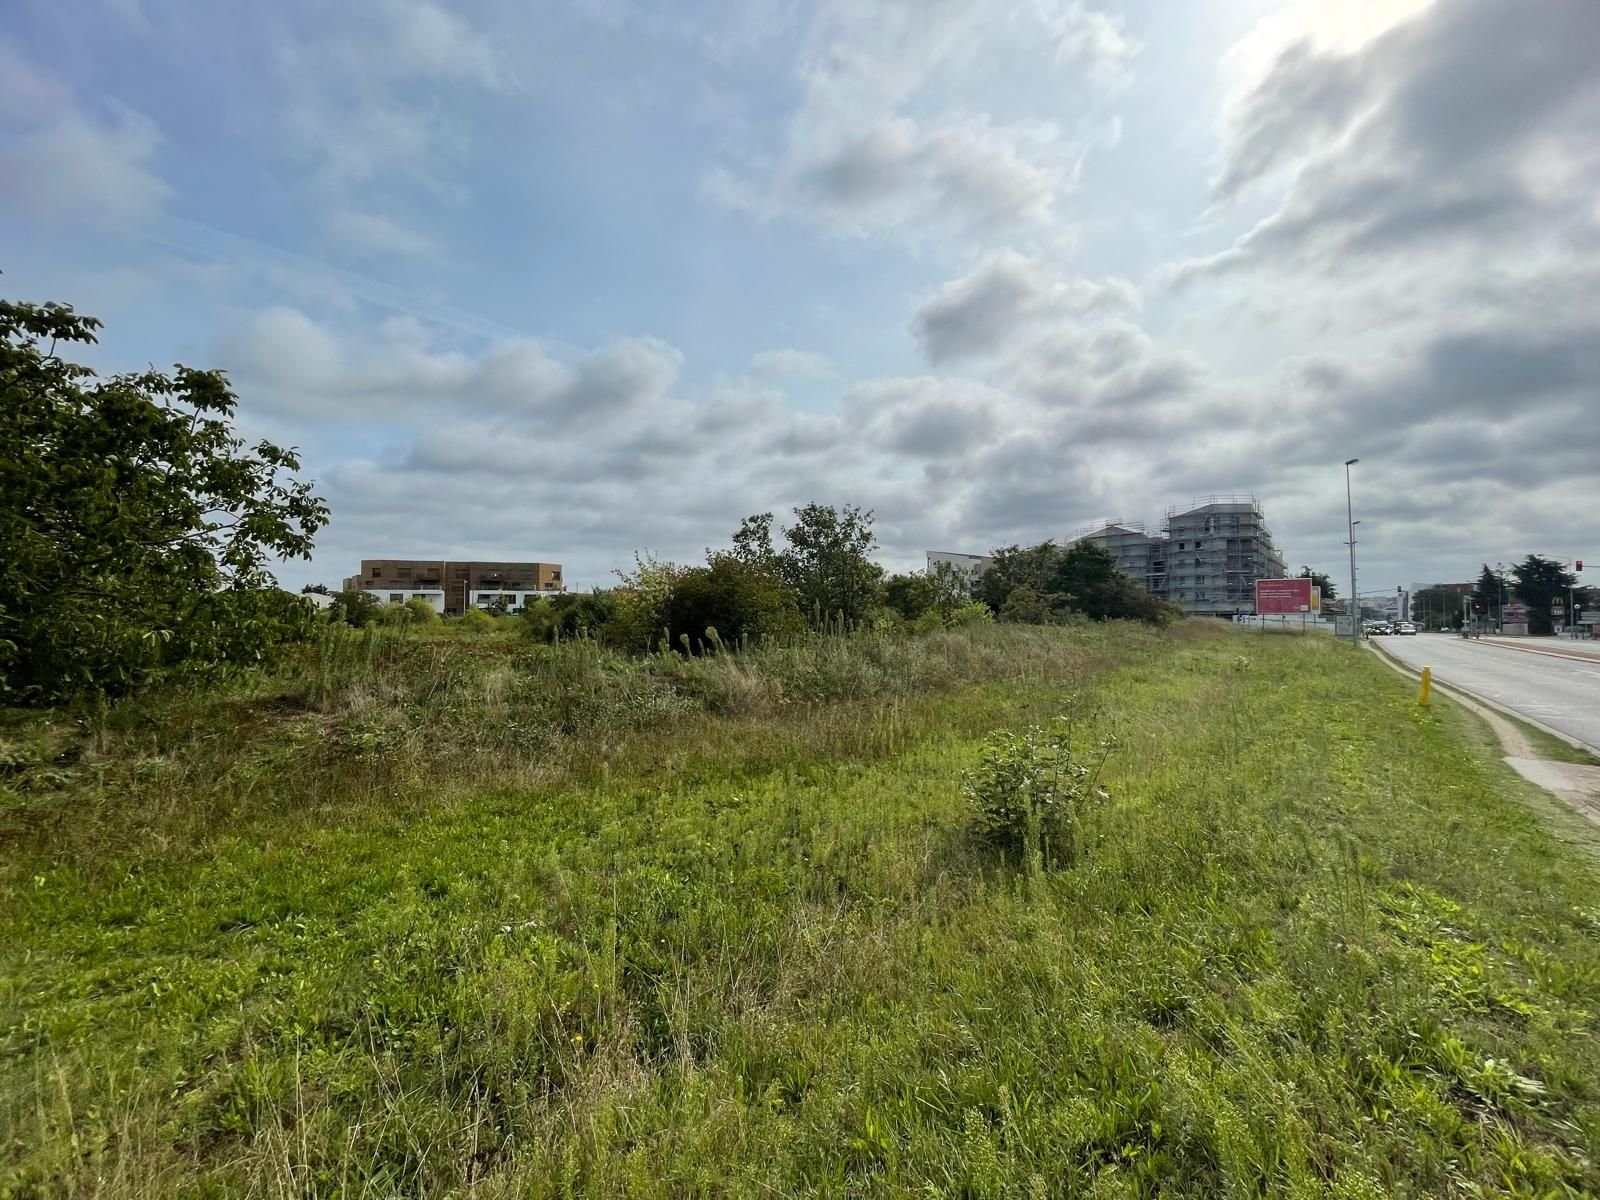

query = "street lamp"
1344;458;1360;645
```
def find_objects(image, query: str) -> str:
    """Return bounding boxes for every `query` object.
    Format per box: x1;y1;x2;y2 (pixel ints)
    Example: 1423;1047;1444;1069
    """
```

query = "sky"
4;0;1598;597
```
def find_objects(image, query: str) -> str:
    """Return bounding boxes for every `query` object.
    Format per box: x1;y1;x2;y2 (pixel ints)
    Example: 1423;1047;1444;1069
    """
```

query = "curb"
1366;639;1600;758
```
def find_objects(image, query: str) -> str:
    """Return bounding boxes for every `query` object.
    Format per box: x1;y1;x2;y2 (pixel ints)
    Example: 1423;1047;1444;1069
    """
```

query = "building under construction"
1069;495;1287;616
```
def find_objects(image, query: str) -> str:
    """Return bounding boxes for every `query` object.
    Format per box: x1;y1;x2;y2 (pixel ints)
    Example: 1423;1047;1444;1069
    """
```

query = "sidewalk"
1481;636;1600;660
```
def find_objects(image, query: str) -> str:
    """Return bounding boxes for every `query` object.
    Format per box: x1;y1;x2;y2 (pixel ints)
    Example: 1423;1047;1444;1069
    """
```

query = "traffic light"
1578;559;1584;571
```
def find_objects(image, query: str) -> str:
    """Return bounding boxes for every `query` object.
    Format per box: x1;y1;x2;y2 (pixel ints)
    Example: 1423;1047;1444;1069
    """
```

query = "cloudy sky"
4;0;1597;595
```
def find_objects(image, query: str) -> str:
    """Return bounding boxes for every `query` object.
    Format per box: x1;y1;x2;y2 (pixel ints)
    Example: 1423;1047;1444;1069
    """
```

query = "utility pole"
1344;459;1359;644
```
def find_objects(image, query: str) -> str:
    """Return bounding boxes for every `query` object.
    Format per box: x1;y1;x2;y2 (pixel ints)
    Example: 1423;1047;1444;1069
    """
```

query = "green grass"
1497;712;1600;767
5;624;1600;1196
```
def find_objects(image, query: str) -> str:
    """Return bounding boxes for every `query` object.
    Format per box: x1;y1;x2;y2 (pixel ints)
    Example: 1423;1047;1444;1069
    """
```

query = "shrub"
962;713;1112;869
402;597;442;625
660;555;805;654
521;592;617;643
461;607;497;634
328;590;383;628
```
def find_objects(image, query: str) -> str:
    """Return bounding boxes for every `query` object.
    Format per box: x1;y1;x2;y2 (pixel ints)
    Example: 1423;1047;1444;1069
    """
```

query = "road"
1377;634;1600;752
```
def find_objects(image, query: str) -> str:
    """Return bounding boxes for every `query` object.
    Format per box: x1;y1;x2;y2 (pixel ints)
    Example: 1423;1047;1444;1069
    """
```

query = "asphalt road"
1377;633;1600;752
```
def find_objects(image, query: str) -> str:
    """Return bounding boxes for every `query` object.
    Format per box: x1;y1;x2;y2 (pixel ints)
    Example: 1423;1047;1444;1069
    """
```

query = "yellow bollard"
1418;666;1432;707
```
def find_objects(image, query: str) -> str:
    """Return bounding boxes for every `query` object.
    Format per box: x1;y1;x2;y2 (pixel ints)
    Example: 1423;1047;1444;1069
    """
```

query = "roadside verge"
1367;638;1600;822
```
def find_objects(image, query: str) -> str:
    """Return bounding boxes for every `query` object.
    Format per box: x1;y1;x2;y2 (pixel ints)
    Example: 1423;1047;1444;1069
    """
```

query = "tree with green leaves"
1511;554;1577;635
1;293;328;705
328;589;382;628
760;503;884;630
1296;567;1337;601
977;542;1064;613
1472;564;1507;617
978;540;1172;624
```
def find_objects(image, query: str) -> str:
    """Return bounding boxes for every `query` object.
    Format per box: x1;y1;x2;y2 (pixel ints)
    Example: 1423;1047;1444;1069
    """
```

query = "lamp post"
1344;458;1360;645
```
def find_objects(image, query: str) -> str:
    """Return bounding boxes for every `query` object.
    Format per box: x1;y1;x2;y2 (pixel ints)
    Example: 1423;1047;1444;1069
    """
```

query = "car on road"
1396;621;1417;635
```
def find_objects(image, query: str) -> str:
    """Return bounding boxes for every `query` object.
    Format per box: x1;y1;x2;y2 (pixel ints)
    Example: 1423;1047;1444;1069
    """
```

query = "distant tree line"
514;515;1180;654
4;284;1181;707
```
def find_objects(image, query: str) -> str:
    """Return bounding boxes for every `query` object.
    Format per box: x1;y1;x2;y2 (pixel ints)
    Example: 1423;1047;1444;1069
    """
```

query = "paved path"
1377;634;1600;753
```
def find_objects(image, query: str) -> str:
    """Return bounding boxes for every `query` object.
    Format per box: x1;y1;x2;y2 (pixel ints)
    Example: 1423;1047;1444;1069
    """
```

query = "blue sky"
4;0;1598;594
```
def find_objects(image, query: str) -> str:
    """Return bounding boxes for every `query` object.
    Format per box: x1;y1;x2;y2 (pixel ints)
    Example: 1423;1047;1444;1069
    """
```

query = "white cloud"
750;348;833;380
373;0;503;87
709;0;1133;244
272;0;507;189
913;250;1137;363
0;39;170;226
326;209;438;257
216;308;679;426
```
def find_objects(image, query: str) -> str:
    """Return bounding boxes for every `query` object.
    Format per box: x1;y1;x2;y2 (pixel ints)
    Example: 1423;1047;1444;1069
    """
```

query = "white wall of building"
373;589;447;612
926;551;995;591
471;590;551;610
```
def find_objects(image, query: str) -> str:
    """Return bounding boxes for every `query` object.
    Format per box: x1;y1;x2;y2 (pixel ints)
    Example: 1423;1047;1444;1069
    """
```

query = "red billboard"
1255;577;1316;614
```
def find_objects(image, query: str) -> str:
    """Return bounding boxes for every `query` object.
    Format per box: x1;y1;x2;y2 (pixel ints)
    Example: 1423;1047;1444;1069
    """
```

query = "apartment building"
1070;496;1287;616
1062;521;1167;596
341;559;563;615
925;551;996;593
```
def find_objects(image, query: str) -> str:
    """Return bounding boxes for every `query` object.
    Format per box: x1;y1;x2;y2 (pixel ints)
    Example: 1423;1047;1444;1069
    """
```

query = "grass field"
5;622;1600;1197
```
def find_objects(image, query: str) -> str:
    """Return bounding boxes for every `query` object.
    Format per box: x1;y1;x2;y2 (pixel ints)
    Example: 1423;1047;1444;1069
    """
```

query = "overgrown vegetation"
979;539;1182;626
6;622;1600;1196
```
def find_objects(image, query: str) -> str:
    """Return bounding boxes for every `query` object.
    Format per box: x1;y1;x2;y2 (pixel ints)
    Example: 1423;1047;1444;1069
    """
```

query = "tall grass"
5;625;1600;1195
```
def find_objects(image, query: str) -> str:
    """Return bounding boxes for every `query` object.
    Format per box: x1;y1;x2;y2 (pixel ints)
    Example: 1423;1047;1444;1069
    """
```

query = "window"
389;594;403;604
370;567;381;578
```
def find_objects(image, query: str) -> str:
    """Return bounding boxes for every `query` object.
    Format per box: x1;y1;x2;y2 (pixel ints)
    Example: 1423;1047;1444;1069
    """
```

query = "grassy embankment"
5;621;1600;1196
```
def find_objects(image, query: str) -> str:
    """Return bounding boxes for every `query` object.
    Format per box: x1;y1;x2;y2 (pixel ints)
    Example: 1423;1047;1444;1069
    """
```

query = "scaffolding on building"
1064;495;1287;616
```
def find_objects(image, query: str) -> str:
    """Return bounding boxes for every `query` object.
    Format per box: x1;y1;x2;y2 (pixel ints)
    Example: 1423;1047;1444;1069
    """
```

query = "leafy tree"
882;563;962;620
1472;564;1507;616
884;572;939;622
979;540;1172;625
328;589;382;627
301;582;331;595
1;294;327;705
977;542;1064;613
730;511;779;570
609;553;688;653
773;503;884;629
1511;554;1577;635
1296;567;1336;601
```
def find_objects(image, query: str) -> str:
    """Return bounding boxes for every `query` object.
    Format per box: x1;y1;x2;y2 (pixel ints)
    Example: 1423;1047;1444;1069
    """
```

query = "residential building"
926;551;996;593
1064;521;1167;597
341;559;563;615
1067;496;1287;616
1162;497;1286;615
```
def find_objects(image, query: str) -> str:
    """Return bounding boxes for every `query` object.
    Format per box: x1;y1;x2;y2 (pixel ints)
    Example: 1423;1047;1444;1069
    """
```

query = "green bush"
521;592;617;643
328;590;383;628
402;597;441;625
962;714;1112;869
460;607;498;634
